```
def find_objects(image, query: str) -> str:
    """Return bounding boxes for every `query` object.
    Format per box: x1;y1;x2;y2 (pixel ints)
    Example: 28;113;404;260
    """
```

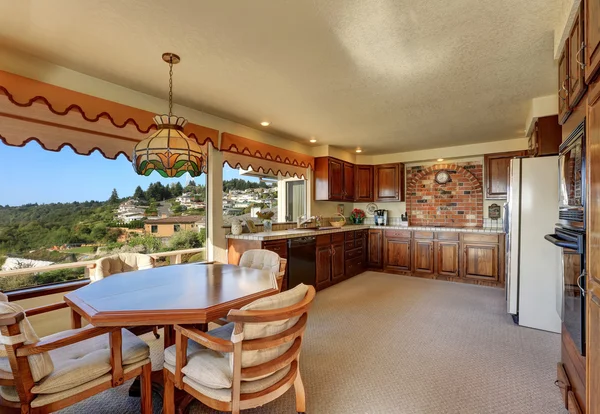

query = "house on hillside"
144;215;205;238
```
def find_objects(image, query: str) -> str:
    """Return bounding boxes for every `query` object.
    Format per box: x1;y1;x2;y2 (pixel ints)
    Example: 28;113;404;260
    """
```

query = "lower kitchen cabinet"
331;238;345;282
384;237;411;272
462;243;499;281
368;229;383;268
436;241;460;277
316;236;334;291
413;239;434;275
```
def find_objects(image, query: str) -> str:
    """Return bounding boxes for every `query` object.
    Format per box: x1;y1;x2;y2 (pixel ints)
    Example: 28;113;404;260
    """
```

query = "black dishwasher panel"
287;237;316;289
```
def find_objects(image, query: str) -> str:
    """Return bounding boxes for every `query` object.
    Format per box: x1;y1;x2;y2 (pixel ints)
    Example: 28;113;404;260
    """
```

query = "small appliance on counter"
374;209;388;226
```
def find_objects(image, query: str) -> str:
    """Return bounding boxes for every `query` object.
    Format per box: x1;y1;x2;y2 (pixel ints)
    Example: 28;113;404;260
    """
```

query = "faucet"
297;215;316;228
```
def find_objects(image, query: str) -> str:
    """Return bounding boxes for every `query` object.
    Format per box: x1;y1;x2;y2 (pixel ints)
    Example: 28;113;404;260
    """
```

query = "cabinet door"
585;0;600;83
559;41;572;124
463;243;499;281
569;5;586;107
586;78;600;414
436;241;460;277
343;162;355;201
385;238;411;271
328;158;344;200
331;242;345;282
362;230;369;270
374;163;400;202
484;151;526;199
368;230;383;268
316;245;332;290
355;165;374;202
413;240;434;274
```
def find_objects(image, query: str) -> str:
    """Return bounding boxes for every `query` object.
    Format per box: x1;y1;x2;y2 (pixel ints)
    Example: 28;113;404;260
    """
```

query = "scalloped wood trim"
223;153;308;179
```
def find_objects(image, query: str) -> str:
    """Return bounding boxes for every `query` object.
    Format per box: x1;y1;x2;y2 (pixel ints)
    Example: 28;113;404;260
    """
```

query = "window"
174;224;181;232
151;225;158;233
285;180;306;222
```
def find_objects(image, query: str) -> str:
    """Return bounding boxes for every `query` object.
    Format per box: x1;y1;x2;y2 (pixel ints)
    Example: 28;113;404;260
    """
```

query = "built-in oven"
558;120;585;230
544;225;586;355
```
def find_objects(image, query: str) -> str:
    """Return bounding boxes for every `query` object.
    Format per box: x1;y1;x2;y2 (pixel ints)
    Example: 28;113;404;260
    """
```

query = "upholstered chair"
90;253;154;282
239;249;287;291
0;294;152;413
162;283;315;414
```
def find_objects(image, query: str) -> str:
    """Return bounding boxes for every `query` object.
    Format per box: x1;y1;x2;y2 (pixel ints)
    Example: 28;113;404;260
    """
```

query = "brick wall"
406;162;483;227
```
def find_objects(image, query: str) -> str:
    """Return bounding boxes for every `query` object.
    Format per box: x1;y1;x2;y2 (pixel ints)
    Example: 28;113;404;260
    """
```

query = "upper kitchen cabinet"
314;157;354;201
374;163;405;202
559;40;572;124
355;165;374;202
569;4;587;108
484;150;527;199
528;115;562;157
585;0;600;83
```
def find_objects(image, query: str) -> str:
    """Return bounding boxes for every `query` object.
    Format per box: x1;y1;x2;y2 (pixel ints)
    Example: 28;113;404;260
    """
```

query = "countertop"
226;224;504;241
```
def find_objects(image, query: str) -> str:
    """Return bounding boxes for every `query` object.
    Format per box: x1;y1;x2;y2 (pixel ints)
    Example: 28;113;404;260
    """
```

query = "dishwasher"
287;236;316;289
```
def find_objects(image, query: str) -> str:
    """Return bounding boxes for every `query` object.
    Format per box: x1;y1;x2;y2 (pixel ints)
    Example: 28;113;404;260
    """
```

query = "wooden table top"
64;264;278;327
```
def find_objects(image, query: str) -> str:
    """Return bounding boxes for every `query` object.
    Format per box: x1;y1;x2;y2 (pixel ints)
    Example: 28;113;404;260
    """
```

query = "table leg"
70;309;82;329
164;324;176;347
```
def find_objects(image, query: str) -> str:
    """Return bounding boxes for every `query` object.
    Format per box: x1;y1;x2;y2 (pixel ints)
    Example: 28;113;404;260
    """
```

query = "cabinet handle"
558;88;566;101
562;77;570;94
576;42;586;70
332;246;336;256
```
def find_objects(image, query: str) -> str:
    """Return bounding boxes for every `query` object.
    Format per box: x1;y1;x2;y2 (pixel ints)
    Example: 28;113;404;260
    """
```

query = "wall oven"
558;120;585;230
545;224;586;355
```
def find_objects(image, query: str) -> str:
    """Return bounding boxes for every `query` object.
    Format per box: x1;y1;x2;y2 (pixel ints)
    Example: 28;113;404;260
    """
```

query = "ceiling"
0;0;560;154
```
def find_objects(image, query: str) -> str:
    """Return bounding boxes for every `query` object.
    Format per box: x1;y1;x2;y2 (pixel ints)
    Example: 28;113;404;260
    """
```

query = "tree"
133;186;146;200
168;229;205;250
108;189;119;204
172;182;184;197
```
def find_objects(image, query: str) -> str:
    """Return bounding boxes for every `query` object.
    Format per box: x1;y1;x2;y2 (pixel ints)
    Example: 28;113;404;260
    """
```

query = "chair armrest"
25;302;68;317
87;263;97;269
175;325;233;353
0;312;25;327
17;326;117;356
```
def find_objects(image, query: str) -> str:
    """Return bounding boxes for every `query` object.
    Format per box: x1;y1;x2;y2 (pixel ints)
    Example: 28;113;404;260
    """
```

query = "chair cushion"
164;323;233;368
22;326;149;394
239;250;280;274
94;253;153;280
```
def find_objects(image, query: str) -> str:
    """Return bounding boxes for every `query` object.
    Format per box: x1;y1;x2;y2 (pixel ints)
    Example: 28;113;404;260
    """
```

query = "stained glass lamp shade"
132;115;205;177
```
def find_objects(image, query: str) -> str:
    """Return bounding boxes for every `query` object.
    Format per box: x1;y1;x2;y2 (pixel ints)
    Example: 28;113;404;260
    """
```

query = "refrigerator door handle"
577;270;586;297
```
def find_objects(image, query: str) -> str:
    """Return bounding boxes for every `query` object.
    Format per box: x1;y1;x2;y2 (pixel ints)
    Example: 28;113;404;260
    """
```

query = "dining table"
63;262;279;409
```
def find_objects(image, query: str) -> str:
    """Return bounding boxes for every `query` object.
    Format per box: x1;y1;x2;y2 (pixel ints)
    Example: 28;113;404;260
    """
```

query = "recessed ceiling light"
437;158;444;161
309;139;317;143
260;121;270;126
356;148;362;153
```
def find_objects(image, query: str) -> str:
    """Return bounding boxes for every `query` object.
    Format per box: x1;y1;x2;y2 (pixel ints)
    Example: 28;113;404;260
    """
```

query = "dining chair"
238;249;287;291
88;253;159;339
0;294;153;413
162;283;316;414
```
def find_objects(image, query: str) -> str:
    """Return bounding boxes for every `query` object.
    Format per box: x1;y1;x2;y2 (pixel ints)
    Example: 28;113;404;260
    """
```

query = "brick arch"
406;163;482;193
406;163;483;227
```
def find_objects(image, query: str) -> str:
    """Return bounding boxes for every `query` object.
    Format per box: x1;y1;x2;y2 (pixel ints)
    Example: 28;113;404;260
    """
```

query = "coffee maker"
374;209;388;226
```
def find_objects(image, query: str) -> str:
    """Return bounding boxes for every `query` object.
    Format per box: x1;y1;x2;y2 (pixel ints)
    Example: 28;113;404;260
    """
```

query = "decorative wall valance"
220;132;314;170
223;152;308;179
0;71;218;160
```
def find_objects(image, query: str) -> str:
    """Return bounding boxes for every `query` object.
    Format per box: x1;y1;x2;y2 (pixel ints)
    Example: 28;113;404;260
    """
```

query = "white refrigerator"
505;156;561;333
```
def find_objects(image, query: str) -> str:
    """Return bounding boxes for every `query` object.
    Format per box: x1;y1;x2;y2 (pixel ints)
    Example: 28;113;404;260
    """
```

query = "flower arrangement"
256;210;275;221
350;208;366;224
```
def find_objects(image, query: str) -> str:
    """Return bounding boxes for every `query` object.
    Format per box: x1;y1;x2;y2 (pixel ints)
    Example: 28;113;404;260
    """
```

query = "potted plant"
350;208;366;224
256;210;275;232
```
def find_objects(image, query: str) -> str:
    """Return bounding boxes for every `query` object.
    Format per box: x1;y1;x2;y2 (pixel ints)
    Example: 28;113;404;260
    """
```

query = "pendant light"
133;53;205;177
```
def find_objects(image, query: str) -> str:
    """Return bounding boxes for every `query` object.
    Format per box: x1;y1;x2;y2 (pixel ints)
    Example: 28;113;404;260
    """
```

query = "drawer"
262;240;287;257
316;234;331;246
385;230;411;239
414;231;434;239
436;232;459;241
345;256;363;277
462;233;499;243
345;241;355;251
345;248;363;260
355;236;364;248
556;363;571;409
344;231;355;241
332;233;345;243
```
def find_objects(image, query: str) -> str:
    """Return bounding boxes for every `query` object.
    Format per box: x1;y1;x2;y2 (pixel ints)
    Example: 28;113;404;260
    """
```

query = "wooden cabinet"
342;162;355;201
368;229;383;268
568;391;583;414
331;239;345;282
262;239;288;290
585;0;600;83
484;150;527;199
315;243;332;291
462;243;499;281
314;157;356;201
413;239;434;275
384;237;411;272
569;5;587;108
374;163;405;202
355;165;374;202
436;241;460;277
528;115;562;157
560;40;573;124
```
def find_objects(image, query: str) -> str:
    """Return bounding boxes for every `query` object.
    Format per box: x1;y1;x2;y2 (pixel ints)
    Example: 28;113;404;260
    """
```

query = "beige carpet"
59;272;567;413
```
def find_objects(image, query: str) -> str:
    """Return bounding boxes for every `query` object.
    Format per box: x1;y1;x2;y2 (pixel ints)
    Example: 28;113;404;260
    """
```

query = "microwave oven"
558;120;585;230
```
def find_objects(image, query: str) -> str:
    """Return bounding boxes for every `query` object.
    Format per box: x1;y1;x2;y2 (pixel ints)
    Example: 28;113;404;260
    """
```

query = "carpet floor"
59;272;567;413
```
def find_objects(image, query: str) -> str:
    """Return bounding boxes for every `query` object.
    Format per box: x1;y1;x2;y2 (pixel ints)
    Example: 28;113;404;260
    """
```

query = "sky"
0;141;256;206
